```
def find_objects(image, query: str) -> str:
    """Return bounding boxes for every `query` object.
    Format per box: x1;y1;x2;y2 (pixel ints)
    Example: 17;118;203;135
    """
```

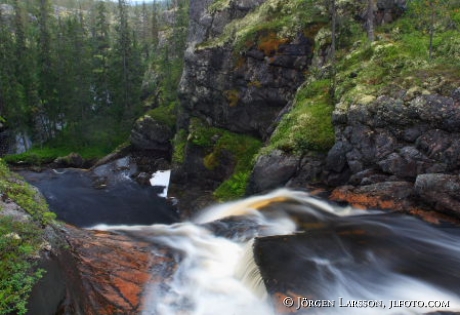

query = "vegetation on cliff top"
200;0;327;51
259;0;460;159
0;159;55;315
332;0;460;106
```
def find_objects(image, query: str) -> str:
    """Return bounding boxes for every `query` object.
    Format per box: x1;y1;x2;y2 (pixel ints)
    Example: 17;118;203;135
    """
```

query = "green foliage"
208;0;231;13
436;30;460;60
189;118;221;148
189;118;262;201
0;217;45;315
333;5;460;106
0;160;54;224
0;0;156;159
0;160;56;314
200;0;326;52
264;79;335;155
214;171;251;200
146;102;177;128
172;129;188;164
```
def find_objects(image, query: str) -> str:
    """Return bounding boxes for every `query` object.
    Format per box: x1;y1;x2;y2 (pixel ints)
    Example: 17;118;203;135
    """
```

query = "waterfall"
92;189;460;315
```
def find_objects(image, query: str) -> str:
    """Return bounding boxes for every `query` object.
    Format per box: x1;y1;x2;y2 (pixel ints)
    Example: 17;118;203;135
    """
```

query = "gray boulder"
130;115;174;151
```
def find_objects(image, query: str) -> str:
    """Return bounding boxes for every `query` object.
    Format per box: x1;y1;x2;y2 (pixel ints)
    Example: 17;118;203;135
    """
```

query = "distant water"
94;189;460;315
19;168;178;227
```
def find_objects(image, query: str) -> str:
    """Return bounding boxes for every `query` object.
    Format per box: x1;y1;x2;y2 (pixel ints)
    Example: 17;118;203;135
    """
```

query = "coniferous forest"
0;0;188;159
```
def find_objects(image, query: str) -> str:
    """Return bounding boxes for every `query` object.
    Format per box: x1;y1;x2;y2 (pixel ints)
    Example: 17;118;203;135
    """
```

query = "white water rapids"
91;189;460;315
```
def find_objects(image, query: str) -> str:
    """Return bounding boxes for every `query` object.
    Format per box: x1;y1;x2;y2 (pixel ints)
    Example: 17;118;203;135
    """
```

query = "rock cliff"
131;0;460;222
326;88;460;219
239;0;460;221
170;0;321;212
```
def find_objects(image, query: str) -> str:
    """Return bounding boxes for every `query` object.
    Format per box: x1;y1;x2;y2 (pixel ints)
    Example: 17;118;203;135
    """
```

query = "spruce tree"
37;0;57;141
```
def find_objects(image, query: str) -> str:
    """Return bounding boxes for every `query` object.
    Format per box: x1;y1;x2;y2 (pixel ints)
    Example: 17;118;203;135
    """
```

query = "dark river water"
17;165;460;314
19;167;178;227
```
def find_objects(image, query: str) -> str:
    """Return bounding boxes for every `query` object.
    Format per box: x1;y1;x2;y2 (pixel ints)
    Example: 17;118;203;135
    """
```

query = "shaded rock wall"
180;7;314;137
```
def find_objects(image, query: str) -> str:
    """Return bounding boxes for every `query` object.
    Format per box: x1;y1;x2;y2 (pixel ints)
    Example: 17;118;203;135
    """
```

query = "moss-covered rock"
0;159;56;315
170;117;262;212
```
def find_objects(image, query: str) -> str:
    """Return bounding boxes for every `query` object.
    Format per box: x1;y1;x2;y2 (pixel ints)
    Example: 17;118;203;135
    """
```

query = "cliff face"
180;0;313;137
326;88;460;219
238;0;460;220
171;0;319;212
132;0;460;221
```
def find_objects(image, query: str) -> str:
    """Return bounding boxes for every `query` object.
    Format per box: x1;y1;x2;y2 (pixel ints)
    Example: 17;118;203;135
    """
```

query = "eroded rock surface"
28;225;175;315
322;88;460;218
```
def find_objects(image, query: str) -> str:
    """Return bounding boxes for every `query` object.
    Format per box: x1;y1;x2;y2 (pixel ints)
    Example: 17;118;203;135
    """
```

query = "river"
18;158;178;227
19;164;460;315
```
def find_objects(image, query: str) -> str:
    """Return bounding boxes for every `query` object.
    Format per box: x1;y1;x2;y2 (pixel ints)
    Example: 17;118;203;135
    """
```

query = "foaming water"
95;222;275;315
92;189;460;315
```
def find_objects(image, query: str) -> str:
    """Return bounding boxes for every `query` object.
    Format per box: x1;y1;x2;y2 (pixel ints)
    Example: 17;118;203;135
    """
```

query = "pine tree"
11;0;28;129
109;0;144;124
37;0;57;141
151;0;159;49
90;0;111;114
0;2;31;150
408;0;452;60
0;8;16;124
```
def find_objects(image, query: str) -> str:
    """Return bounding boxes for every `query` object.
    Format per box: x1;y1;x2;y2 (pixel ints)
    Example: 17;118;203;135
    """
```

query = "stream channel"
18;157;460;315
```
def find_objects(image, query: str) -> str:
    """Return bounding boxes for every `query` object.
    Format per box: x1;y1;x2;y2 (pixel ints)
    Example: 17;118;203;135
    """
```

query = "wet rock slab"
29;225;176;315
330;182;460;225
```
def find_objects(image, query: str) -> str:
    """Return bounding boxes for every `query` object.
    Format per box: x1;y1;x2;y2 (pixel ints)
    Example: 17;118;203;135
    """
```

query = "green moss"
0;160;55;224
263;79;334;155
198;0;326;52
172;129;188;164
0;159;56;315
334;10;460;106
188;118;262;200
146;102;177;128
208;0;231;13
214;171;251;200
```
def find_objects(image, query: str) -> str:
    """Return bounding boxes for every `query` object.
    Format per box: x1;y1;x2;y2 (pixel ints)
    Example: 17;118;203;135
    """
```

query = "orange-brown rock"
27;225;175;315
330;183;460;225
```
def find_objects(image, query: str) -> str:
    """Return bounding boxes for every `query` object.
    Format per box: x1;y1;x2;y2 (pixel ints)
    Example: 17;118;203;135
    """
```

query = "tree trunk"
367;0;375;43
330;0;337;102
429;1;435;60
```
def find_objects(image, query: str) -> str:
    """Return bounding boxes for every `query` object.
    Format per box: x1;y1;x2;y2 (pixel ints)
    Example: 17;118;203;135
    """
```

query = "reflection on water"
19;167;178;227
